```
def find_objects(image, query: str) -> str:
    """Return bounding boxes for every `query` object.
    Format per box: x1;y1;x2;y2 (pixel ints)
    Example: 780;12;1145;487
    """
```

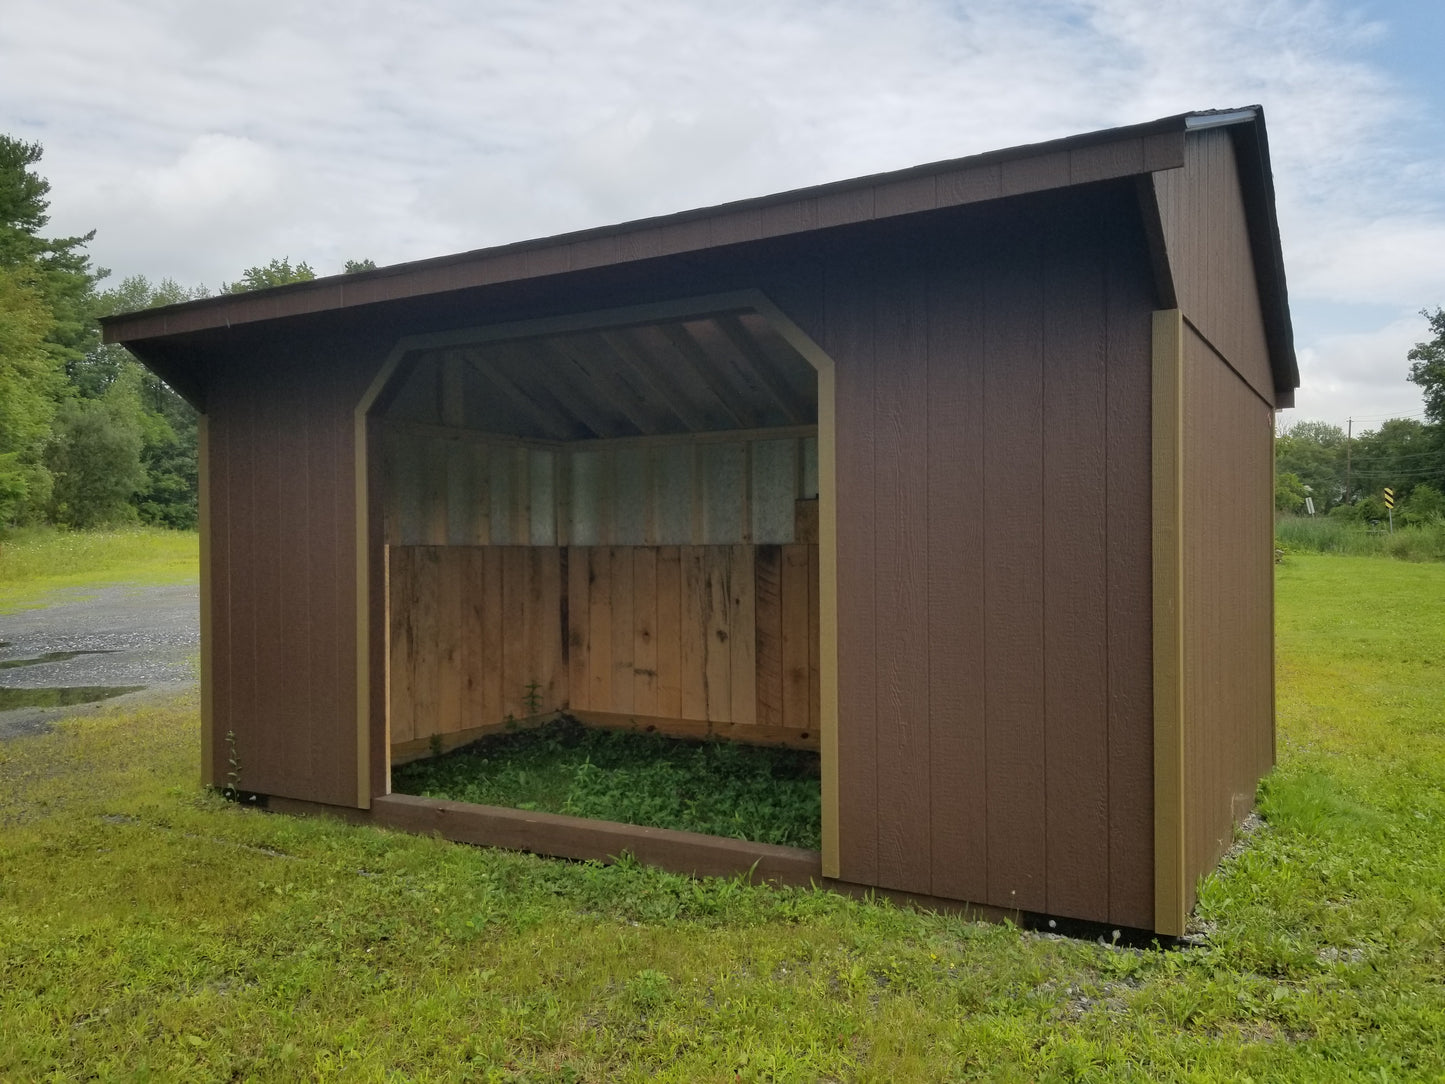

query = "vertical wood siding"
389;543;820;748
206;338;378;807
1153;129;1276;407
1180;326;1275;910
818;188;1157;926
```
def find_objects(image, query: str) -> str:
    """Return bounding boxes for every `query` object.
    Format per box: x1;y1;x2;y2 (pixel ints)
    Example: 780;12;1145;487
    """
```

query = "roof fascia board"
102;116;1190;346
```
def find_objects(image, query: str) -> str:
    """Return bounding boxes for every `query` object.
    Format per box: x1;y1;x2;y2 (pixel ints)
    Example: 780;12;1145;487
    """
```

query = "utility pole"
1345;417;1352;504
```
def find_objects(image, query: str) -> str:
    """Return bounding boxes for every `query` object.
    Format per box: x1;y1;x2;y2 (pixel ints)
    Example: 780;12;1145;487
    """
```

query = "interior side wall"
818;185;1157;928
380;425;819;548
1179;326;1276;912
387;543;820;757
205;334;385;807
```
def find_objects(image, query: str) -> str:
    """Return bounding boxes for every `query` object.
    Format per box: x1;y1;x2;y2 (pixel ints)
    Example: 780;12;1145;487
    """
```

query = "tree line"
5;132;1444;535
1276;309;1445;525
0;136;373;535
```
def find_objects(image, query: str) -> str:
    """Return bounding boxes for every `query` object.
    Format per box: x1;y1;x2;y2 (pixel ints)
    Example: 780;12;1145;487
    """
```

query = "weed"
223;728;241;802
393;716;822;848
522;680;543;716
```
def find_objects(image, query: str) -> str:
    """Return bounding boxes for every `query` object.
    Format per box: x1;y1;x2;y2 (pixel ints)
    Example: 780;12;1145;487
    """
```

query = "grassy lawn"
0;527;199;612
0;554;1442;1080
393;718;822;849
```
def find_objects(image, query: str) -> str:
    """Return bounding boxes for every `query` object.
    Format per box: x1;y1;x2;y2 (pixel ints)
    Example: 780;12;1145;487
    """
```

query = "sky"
2;0;1442;433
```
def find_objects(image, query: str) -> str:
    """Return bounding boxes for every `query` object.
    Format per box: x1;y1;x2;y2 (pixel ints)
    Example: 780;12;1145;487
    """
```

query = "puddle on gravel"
0;685;145;710
0;649;115;670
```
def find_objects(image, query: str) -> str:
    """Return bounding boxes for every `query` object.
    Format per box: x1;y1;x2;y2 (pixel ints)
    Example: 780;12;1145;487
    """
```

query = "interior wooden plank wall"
389;541;819;750
381;426;818;549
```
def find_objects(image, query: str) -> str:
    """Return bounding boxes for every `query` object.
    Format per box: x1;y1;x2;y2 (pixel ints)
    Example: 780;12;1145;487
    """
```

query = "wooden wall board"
923;247;988;906
1153;129;1275;405
981;229;1048;916
871;251;933;895
1104;224;1158;931
1180;324;1276;918
825;256;880;887
1040;219;1111;920
655;547;684;718
754;545;785;729
389;543;818;746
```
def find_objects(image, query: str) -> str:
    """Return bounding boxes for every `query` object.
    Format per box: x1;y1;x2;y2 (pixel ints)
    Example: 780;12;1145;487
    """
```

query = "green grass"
0;526;199;611
1276;514;1445;560
393;717;822;849
0;554;1442;1080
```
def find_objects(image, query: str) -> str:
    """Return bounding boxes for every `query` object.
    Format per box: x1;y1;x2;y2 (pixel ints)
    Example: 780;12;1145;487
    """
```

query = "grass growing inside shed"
392;716;822;850
1;554;1443;1080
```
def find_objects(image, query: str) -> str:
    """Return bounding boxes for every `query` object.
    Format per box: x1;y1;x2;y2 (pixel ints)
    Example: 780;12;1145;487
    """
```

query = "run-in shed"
105;107;1297;936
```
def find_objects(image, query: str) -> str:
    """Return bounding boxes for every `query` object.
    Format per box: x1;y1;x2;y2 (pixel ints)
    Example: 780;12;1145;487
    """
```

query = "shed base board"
260;791;1019;927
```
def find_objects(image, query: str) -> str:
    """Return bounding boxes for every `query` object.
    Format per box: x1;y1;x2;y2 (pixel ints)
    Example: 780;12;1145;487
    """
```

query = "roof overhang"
103;108;1298;404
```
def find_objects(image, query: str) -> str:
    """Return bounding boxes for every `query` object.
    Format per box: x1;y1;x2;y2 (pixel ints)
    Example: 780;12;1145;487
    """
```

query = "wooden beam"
713;313;810;424
544;335;661;436
657;322;761;429
487;340;612;439
372;792;822;884
599;327;714;433
1152;308;1187;937
462;350;576;441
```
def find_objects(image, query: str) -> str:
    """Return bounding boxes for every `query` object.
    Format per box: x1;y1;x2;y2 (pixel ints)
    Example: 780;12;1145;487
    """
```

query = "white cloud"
1;0;1442;425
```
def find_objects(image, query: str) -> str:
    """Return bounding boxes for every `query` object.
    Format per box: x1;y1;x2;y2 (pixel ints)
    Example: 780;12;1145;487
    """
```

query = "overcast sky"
3;0;1442;432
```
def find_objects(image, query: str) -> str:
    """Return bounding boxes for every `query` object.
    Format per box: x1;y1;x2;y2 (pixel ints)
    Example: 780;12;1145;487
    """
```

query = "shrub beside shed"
105;107;1297;936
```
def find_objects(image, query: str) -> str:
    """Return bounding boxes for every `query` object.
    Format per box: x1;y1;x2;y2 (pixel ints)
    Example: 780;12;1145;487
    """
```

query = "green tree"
46;368;147;528
1350;417;1444;502
1402;482;1444;525
343;258;377;273
1276;420;1347;510
90;275;207;528
221;257;315;293
0;136;106;374
1275;470;1307;513
0;265;61;525
1407;307;1445;425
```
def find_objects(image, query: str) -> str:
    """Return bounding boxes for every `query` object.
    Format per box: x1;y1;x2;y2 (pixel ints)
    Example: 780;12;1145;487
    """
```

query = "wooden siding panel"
981;229;1048;914
1105;229;1158;930
1181;326;1275;913
825;257;879;886
1041;221;1111;921
655;547;683;718
609;547;635;714
871;253;932;894
567;544;590;709
924;248;988;904
632;547;660;715
223;366;259;793
729;545;758;727
755;545;785;729
1154;129;1274;405
703;546;732;722
205;401;231;789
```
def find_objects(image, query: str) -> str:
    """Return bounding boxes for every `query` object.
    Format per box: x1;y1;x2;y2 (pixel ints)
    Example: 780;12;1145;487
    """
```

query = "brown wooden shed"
105;106;1297;936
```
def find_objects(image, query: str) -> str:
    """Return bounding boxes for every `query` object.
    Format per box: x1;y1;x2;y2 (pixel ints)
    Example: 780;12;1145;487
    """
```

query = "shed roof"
103;107;1297;401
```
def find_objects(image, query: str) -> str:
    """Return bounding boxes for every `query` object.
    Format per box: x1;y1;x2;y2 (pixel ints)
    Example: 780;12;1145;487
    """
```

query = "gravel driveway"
0;581;199;741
